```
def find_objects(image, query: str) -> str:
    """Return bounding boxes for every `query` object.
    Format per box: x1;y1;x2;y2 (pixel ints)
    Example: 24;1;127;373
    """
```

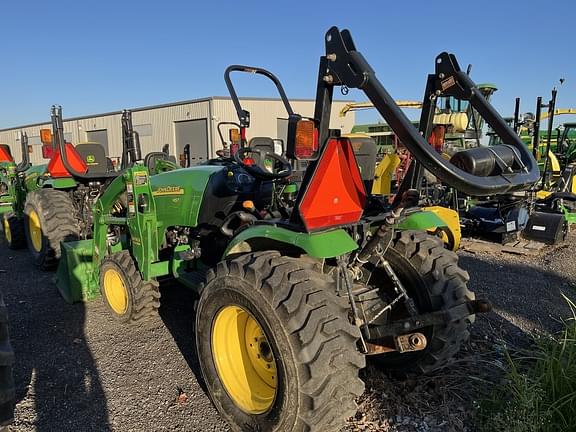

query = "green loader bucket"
56;239;100;303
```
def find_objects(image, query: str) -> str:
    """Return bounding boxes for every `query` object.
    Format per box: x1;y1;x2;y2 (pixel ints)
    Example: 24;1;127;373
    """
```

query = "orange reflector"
294;119;318;159
242;200;255;210
40;129;52;145
229;128;241;143
299;138;366;231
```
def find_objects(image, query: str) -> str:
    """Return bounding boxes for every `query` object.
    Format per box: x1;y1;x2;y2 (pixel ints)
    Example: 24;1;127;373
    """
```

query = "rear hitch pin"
337;256;368;353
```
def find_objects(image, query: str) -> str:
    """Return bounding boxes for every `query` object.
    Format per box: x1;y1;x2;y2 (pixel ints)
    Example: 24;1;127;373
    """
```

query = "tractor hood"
150;165;224;228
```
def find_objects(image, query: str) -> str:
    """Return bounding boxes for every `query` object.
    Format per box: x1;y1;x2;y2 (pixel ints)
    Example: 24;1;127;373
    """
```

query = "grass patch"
477;295;576;431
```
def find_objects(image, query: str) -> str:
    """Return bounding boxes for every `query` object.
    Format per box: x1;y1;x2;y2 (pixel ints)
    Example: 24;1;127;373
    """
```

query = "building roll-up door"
174;119;208;166
86;129;109;155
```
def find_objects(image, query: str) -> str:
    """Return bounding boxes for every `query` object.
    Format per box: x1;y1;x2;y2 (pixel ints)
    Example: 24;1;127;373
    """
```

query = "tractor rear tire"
2;213;25;250
99;250;160;323
24;189;80;270
0;287;15;427
369;230;473;374
195;251;365;432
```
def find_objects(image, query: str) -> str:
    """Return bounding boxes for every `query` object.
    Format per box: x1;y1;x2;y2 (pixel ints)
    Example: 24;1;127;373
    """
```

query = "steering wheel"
234;147;292;180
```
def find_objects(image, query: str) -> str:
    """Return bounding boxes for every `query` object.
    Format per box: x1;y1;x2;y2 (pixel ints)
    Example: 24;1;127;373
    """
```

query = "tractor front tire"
370;230;474;374
195;251;365;432
99;251;160;323
24;189;80;270
2;213;25;250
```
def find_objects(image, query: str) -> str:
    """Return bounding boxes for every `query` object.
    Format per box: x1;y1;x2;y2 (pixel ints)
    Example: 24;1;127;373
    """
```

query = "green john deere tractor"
21;108;177;270
1;132;35;249
55;27;540;432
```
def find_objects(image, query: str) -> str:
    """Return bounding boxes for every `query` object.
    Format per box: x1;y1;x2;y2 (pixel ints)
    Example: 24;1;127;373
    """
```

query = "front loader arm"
320;27;540;196
92;166;160;280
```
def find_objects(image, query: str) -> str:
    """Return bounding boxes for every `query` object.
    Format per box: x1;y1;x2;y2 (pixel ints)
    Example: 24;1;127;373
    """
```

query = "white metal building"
0;97;355;165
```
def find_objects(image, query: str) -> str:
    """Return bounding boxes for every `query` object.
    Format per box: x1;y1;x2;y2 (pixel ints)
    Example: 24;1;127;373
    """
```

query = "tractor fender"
397;208;460;251
397;209;448;231
38;177;78;189
421;206;461;250
223;225;358;259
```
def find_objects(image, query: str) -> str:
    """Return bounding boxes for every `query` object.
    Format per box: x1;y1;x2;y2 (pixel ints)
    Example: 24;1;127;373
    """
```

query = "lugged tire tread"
24;189;80;270
2;213;26;250
388;230;474;373
200;251;365;432
100;250;160;323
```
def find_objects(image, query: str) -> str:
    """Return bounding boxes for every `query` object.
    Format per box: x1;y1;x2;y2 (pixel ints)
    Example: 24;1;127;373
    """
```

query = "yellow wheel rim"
211;305;277;414
28;210;42;252
3;217;11;244
103;268;129;315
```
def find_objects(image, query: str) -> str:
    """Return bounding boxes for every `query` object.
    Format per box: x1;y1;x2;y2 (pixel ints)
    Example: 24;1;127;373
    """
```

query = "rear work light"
298;137;366;231
294;119;319;159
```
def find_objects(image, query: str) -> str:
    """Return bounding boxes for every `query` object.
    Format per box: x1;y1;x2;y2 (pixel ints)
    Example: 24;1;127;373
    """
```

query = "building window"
28;136;42;146
134;124;153;137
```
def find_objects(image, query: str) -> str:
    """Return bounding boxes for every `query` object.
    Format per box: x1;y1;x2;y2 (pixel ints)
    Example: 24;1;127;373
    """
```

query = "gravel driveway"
2;231;575;432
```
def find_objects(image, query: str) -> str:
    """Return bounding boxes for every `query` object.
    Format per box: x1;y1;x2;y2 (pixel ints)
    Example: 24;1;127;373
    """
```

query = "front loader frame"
306;28;539;198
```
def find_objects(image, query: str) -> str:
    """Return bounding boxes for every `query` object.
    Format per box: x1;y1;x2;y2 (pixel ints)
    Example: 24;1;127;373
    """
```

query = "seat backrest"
144;152;175;173
347;135;377;192
248;137;276;163
75;143;108;174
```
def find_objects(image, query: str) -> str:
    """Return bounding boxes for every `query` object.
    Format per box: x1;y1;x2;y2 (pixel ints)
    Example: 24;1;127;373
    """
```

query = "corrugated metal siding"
0;101;211;165
0;98;354;164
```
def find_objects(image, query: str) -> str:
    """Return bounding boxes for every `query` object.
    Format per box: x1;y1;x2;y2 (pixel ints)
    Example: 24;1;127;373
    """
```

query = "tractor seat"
75;143;109;174
144;152;175;173
346;135;377;192
248;137;276;165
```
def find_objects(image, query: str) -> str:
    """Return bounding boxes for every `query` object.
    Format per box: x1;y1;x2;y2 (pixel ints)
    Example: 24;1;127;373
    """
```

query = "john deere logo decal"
86;155;96;164
152;186;184;196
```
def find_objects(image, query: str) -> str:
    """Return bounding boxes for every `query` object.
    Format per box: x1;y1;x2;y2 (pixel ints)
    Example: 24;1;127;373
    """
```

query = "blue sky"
1;0;575;128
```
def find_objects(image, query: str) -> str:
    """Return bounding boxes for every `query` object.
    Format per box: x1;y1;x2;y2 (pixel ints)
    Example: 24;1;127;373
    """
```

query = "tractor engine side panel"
149;166;224;229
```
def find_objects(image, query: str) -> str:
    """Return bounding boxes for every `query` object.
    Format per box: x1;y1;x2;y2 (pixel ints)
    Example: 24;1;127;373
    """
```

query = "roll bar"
17;131;31;172
51;105;118;179
120;110;142;170
318;27;540;196
216;121;241;148
224;65;295;129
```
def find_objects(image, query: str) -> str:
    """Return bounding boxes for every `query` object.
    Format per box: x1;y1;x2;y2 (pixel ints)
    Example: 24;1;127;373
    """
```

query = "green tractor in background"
0;132;35;249
55;27;540;432
20;108;177;269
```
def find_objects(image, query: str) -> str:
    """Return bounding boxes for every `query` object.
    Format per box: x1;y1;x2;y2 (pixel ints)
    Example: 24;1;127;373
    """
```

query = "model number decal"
152;186;184;196
134;171;148;185
441;76;456;90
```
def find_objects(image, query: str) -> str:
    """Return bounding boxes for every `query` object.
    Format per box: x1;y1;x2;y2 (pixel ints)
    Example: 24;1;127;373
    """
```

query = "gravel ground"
349;231;576;432
1;231;575;432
